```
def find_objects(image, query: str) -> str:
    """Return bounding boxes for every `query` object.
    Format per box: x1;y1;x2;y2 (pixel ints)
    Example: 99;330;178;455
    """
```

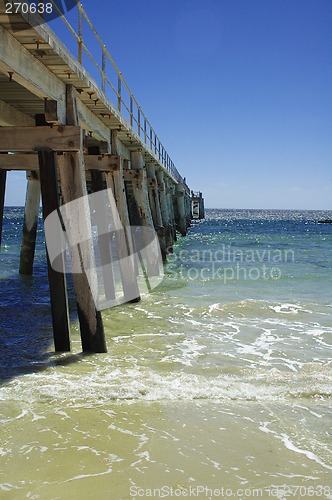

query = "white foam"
280;433;332;470
270;303;312;314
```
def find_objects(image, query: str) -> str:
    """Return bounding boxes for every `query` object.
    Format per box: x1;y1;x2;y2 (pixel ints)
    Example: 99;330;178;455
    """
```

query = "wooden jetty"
0;2;204;353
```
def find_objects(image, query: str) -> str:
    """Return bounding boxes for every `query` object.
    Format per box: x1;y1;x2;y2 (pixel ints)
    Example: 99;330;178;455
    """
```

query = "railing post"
138;108;141;136
101;45;106;93
144;119;147;144
78;3;83;64
150;128;153;150
130;94;133;127
117;74;121;112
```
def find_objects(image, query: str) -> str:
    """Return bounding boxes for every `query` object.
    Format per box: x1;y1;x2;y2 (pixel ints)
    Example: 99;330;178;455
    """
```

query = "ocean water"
0;208;331;499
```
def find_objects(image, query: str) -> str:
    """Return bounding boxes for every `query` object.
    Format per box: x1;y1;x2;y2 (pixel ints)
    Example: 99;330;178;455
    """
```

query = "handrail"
48;1;187;186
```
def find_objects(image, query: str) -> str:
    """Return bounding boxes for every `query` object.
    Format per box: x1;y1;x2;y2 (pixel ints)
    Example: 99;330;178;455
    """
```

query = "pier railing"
47;0;188;189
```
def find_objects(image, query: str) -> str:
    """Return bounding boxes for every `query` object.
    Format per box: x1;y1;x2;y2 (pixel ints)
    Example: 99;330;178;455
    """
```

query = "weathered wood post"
146;162;166;260
130;151;154;228
129;150;160;275
156;168;174;252
175;183;187;236
166;180;177;242
57;84;107;353
0;169;6;248
184;188;192;230
19;171;40;275
109;131;133;232
89;150;116;302
38;149;71;352
106;131;140;302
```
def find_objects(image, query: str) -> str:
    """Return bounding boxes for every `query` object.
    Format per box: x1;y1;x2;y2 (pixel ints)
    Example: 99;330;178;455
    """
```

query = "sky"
4;0;332;209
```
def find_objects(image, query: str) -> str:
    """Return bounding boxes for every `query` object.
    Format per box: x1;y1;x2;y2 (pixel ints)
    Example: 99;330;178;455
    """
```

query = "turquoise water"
0;208;331;498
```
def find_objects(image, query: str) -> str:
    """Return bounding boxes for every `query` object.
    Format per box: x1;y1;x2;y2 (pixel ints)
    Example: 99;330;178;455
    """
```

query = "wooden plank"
0;126;82;152
0;154;38;171
38;149;71;352
0;153;121;171
19;172;40;275
0;169;6;248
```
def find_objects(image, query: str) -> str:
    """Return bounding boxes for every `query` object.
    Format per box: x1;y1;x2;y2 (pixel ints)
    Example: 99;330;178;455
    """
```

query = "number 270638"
5;2;53;14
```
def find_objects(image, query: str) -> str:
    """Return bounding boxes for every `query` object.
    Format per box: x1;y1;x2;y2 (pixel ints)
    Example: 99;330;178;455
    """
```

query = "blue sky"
5;0;332;209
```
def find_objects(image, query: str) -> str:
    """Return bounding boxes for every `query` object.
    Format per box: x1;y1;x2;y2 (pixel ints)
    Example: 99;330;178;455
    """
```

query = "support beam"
0;100;35;127
0;169;6;248
0;153;121;171
38;149;71;352
0;126;82;152
19;171;40;275
76;99;111;144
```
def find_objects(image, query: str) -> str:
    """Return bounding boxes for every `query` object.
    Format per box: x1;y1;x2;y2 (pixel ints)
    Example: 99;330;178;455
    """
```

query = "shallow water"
0;209;331;499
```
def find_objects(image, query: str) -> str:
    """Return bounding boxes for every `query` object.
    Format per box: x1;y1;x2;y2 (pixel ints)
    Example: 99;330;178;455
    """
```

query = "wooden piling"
166;181;177;242
19;171;40;275
156;169;174;252
146;163;166;260
60;84;107;353
130;151;154;229
38;149;71;352
58;149;107;353
126;151;160;276
0;169;6;248
108;131;140;302
175;183;187;236
90;165;116;302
